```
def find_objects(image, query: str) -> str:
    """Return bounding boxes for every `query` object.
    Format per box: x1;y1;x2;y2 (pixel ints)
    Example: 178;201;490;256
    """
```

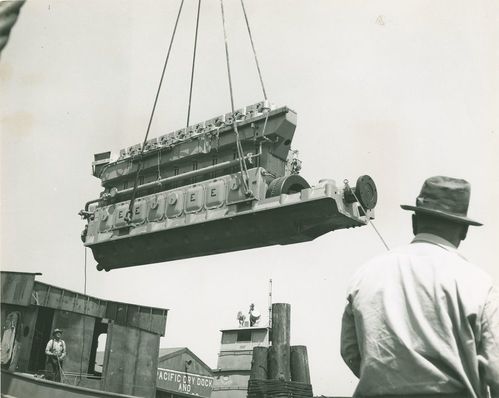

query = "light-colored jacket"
341;233;499;398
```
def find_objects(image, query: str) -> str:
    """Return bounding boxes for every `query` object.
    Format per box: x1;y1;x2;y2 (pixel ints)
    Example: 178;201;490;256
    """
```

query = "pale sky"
1;1;498;396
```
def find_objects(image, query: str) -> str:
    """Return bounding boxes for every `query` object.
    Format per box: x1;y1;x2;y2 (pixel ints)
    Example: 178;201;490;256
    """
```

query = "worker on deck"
340;176;499;398
249;303;261;327
45;328;66;382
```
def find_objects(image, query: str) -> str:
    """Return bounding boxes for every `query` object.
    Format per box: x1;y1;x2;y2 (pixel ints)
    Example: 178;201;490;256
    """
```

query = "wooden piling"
290;345;311;383
268;303;291;381
250;347;269;380
268;346;290;380
271;303;291;346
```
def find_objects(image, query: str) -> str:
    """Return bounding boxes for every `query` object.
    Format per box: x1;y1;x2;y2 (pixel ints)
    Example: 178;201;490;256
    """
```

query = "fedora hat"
53;328;63;335
401;176;482;226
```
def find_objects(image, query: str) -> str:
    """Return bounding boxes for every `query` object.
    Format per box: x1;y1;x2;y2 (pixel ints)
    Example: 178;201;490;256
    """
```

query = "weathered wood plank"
1;272;37;307
102;323;158;398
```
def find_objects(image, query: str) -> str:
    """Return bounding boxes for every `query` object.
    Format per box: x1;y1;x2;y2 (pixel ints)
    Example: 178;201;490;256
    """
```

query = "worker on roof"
45;328;66;382
340;176;499;398
249;303;261;327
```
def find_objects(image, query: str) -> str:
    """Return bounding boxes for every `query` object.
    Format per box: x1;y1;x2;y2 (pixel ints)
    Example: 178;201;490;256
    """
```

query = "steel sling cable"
344;179;390;251
240;0;267;101
127;0;185;221
186;0;202;127
220;0;252;195
240;0;272;174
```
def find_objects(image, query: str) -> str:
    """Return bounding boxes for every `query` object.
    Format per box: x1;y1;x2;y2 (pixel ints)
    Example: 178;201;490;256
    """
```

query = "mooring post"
250;346;269;380
268;302;291;380
290;345;311;383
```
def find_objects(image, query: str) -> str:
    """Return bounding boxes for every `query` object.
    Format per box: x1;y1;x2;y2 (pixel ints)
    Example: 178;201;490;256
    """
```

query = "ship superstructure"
212;324;270;398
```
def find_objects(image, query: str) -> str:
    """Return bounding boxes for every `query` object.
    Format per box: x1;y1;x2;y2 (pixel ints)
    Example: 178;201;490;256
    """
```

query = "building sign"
157;368;213;398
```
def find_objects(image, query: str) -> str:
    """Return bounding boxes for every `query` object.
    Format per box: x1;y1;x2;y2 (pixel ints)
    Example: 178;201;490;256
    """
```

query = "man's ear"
412;214;418;236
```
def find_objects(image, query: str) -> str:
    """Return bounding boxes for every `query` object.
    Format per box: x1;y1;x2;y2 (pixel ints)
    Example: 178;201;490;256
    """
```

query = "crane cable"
127;0;185;221
240;0;271;172
186;0;202;127
128;0;267;212
220;0;252;195
240;0;267;101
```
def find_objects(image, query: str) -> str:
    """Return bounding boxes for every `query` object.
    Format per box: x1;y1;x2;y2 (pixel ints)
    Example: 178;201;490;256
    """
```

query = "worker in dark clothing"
45;328;66;382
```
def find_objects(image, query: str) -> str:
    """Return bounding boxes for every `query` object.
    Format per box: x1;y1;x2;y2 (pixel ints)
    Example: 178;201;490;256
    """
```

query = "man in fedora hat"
340;176;499;398
45;328;66;382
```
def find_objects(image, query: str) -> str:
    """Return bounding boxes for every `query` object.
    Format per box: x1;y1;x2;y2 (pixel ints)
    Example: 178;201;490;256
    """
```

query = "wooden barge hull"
1;371;136;398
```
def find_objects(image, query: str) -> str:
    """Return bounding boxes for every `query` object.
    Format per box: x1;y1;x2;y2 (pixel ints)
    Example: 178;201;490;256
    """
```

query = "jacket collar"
411;233;457;250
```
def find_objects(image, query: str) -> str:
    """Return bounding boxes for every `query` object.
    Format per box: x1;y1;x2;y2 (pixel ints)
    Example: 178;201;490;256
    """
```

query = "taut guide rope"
344;179;390;251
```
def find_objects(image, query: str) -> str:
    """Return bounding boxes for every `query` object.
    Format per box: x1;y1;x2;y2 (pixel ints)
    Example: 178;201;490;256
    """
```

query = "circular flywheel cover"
266;175;310;198
355;175;378;209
